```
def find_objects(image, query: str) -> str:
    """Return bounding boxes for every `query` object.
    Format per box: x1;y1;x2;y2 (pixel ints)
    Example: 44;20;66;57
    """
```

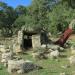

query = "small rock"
17;70;24;74
61;65;70;69
68;55;75;65
60;72;66;75
49;50;60;59
59;47;64;51
41;44;46;48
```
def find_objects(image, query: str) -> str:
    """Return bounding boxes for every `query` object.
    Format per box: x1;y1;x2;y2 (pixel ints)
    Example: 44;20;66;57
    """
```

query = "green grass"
0;38;75;75
10;49;75;75
0;49;75;75
0;64;9;75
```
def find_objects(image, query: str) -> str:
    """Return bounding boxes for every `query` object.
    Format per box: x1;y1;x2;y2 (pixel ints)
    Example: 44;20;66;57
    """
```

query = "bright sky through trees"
0;0;32;8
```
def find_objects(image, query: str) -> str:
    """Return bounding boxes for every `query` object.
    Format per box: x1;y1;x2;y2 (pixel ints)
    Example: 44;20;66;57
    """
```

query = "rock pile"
34;43;72;61
0;47;42;74
47;44;64;52
7;59;25;73
32;45;61;60
7;59;42;74
1;51;13;67
48;50;60;59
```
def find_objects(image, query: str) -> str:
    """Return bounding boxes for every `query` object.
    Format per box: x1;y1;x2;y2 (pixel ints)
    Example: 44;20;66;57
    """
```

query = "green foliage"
13;14;34;33
1;0;75;36
48;2;75;34
0;2;7;9
62;0;75;8
13;0;54;32
15;5;27;16
28;0;51;31
0;2;17;36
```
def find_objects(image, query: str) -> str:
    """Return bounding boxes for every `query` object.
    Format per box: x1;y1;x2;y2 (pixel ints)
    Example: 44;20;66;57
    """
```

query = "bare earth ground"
0;35;75;75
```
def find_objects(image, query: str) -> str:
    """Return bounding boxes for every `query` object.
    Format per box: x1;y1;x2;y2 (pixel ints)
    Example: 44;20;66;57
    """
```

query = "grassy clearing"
0;49;74;75
0;35;75;75
18;49;74;75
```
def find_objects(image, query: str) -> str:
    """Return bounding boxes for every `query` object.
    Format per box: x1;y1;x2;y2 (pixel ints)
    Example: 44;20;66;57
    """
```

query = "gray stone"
60;72;66;75
48;50;60;59
7;59;25;73
1;52;13;63
68;56;75;65
21;61;42;73
47;44;60;50
17;30;23;44
32;35;41;48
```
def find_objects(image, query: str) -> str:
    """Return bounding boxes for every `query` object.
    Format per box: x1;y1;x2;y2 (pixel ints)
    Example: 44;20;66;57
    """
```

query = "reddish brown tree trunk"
55;28;73;46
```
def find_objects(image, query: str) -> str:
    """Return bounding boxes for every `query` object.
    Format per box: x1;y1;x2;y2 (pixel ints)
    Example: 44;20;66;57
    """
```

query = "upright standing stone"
32;35;41;48
17;30;23;44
